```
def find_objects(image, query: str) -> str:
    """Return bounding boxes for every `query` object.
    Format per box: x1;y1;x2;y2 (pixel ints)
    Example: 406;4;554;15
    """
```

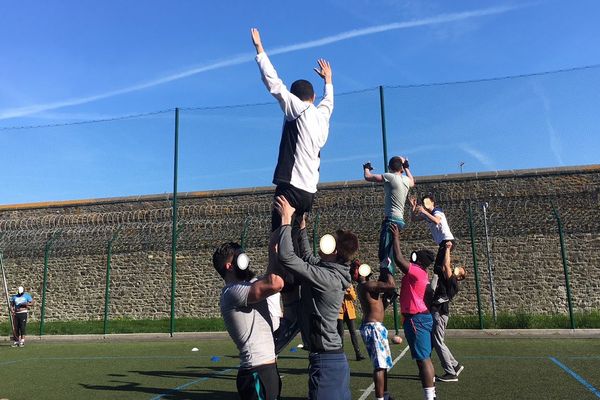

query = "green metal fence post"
170;107;180;337
552;204;576;329
312;212;320;256
103;227;121;336
39;231;61;336
379;86;389;172
467;203;484;329
379;85;400;334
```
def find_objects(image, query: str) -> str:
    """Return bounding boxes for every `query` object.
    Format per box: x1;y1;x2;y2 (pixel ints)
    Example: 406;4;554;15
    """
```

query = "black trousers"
15;312;27;337
237;363;281;400
337;316;362;357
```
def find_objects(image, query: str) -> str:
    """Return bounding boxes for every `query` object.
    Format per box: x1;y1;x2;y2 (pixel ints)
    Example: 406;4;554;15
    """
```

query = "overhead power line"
1;63;599;132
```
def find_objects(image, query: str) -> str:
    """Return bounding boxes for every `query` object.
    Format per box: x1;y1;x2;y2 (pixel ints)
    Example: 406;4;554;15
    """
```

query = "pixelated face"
423;197;435;212
454;267;466;281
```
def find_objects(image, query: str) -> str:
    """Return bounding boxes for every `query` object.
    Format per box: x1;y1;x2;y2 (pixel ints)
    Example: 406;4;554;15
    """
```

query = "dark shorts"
271;183;315;232
15;312;28;337
308;352;351;400
378;216;406;265
403;313;433;361
236;363;281;400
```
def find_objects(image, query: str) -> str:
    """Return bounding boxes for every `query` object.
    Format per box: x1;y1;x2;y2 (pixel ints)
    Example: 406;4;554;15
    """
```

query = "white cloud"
460;143;497;171
532;83;563;165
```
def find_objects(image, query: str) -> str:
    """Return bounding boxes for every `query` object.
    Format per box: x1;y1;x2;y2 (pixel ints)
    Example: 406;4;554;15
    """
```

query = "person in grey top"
213;242;284;400
363;156;415;271
274;195;358;400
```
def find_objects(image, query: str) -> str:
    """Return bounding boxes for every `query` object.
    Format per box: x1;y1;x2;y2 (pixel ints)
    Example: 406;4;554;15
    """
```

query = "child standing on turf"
363;156;415;271
390;224;437;400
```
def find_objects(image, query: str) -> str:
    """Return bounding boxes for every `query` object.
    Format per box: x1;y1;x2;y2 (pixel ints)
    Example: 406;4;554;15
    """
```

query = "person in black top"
431;242;467;382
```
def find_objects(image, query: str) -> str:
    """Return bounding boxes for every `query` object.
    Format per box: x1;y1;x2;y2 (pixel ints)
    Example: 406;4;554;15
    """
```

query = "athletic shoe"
356;354;366;361
454;363;464;376
436;373;458;382
11;342;19;347
18;342;24;347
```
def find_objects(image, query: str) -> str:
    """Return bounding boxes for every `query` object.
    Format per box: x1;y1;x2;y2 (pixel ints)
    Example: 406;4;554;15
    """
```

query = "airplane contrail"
0;4;525;121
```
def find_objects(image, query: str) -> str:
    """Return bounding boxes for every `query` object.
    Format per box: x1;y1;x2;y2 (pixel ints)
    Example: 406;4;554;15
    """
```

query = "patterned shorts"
360;322;393;370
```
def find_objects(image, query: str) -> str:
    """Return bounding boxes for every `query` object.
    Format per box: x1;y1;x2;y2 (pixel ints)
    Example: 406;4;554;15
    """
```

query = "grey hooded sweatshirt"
277;225;352;353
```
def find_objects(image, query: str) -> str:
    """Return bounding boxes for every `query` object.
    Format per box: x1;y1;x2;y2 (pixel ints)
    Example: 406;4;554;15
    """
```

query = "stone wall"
0;165;598;322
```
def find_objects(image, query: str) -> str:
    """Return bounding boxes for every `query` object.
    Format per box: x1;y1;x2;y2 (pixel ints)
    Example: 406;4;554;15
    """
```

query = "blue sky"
0;0;599;204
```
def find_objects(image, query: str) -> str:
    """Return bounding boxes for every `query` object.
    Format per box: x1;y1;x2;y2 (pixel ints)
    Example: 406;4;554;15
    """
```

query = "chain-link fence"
0;65;599;333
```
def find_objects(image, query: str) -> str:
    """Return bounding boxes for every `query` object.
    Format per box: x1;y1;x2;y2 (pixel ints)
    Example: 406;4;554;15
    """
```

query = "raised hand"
314;59;332;84
390;223;400;238
274;195;296;225
250;28;264;54
409;196;417;209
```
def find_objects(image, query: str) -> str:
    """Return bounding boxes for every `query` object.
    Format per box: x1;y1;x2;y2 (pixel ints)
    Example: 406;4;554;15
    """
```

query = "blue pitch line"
549;357;600;398
149;368;235;400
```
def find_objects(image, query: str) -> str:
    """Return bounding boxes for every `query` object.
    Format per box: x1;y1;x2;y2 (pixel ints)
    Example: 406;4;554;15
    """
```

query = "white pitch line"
358;345;410;400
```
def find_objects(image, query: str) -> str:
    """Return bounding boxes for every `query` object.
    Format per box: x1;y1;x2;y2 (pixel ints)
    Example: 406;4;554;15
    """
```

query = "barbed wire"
1;63;599;131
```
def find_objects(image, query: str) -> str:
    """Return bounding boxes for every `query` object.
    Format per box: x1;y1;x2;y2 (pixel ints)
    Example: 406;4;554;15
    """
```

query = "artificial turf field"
0;337;599;399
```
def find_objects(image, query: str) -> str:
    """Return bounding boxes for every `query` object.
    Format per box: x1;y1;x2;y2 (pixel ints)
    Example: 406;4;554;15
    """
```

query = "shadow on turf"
389;374;421;381
80;381;241;400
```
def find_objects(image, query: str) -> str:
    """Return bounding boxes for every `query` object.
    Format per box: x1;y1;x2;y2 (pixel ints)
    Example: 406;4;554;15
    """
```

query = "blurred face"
423;197;435;212
454;267;466;281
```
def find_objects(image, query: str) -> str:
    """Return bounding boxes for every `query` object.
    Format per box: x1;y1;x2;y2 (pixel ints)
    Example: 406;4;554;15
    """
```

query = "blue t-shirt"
11;293;32;311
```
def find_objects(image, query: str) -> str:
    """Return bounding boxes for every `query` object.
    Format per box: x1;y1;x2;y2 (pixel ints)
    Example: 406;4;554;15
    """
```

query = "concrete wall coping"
1;164;598;211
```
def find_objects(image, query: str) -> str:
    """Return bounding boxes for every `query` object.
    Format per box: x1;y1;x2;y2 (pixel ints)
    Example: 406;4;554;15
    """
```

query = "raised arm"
297;214;321;264
251;28;308;120
247;273;285;304
442;241;453;279
402;157;416;187
363;162;384;183
365;271;396;294
390;224;410;274
418;206;442;225
275;196;332;288
409;196;424;221
315;59;334;120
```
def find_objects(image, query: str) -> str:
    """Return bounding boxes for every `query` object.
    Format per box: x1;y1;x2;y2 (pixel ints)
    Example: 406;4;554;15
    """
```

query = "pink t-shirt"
400;263;429;314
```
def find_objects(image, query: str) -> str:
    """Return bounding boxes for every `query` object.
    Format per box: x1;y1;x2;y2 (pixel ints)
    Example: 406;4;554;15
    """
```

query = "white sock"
424;387;436;400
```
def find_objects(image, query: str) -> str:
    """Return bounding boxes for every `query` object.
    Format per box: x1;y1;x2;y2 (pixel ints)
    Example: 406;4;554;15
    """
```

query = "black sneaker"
356;354;366;361
436;373;458;382
454;363;464;376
